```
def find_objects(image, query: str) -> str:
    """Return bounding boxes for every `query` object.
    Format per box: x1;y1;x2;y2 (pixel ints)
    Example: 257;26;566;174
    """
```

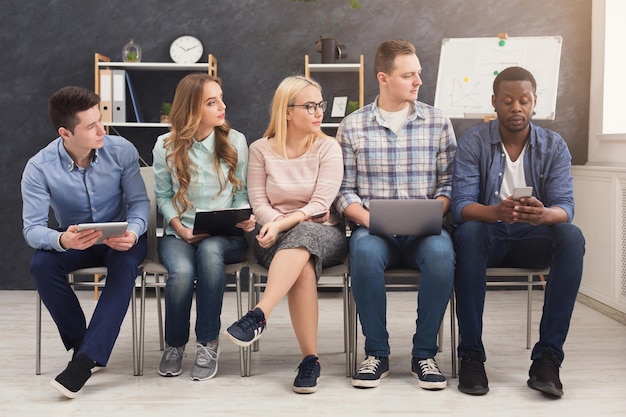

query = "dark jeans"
31;235;147;366
350;226;455;359
453;221;584;363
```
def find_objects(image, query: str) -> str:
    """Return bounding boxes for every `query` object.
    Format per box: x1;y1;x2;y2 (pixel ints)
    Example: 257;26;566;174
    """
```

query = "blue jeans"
158;234;247;346
30;235;147;366
453;221;585;363
349;226;455;359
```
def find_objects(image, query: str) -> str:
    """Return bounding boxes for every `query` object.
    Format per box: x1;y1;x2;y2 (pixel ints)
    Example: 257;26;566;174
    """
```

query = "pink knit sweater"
247;136;343;226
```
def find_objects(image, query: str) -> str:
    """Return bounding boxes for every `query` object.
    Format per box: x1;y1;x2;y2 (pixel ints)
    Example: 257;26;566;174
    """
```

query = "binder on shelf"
125;72;142;123
98;68;113;122
112;69;126;123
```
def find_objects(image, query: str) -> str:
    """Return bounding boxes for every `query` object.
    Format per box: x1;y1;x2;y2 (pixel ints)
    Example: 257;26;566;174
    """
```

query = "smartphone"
310;210;328;219
512;186;533;200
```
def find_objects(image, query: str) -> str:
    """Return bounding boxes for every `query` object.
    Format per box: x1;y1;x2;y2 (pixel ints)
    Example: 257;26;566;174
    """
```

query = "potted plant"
293;0;362;63
160;102;172;123
346;100;360;115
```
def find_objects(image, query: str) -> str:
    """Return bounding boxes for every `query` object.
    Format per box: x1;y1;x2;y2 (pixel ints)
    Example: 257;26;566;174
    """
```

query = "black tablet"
192;208;252;236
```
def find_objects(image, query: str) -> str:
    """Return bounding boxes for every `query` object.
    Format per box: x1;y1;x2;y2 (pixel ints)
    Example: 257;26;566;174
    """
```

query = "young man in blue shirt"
21;86;150;398
451;66;585;397
336;39;456;390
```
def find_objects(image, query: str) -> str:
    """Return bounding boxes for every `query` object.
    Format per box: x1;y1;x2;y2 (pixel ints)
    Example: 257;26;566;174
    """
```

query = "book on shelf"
125;72;142;123
98;69;113;122
112;69;126;123
192;207;253;236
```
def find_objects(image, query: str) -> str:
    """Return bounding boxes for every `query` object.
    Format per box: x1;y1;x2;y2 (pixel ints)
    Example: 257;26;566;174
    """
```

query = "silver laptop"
369;199;444;236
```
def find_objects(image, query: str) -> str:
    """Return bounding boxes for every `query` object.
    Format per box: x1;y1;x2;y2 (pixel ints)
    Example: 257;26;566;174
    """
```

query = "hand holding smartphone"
512;186;533;200
310;210;328;219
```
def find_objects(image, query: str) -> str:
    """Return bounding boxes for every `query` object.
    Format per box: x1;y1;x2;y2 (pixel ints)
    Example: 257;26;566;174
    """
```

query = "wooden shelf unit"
94;53;217;129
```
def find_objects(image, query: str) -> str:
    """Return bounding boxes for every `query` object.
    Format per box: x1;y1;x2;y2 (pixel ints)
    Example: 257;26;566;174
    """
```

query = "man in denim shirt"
21;86;150;398
451;67;585;398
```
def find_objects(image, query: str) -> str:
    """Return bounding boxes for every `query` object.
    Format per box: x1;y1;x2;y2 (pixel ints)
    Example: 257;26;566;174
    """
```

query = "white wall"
588;0;626;165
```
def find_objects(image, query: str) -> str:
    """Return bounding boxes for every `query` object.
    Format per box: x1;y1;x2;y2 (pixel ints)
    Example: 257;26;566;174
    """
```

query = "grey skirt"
253;222;348;280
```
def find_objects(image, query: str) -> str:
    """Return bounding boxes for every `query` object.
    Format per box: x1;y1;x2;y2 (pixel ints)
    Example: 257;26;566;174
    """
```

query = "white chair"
137;166;248;376
36;266;139;376
348;268;454;377
450;267;550;376
246;258;351;377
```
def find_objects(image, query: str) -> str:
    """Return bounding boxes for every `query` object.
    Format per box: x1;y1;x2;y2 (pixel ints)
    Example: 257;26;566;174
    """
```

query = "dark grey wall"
0;0;591;289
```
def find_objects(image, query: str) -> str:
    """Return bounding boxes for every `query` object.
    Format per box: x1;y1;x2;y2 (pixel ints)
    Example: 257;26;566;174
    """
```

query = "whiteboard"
433;36;562;120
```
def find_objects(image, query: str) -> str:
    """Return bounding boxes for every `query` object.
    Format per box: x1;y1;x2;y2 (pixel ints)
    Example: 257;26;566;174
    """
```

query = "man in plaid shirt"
335;39;456;390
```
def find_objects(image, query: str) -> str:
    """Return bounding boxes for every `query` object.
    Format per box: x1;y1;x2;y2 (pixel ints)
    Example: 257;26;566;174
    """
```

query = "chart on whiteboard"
433;36;562;119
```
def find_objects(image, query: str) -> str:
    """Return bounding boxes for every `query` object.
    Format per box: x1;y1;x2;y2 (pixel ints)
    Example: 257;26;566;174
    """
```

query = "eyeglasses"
288;100;328;115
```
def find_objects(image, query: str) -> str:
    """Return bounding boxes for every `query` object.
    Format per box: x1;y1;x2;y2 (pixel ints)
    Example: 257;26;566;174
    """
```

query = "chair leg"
244;272;256;376
235;270;247;377
342;272;351;377
438;321;444;353
131;281;138;376
155;276;164;351
36;293;41;375
526;274;533;349
252;275;261;353
139;272;147;376
349;289;358;376
450;291;457;378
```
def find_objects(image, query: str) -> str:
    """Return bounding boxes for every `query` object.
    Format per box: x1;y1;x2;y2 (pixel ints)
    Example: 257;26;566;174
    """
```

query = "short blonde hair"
263;76;325;157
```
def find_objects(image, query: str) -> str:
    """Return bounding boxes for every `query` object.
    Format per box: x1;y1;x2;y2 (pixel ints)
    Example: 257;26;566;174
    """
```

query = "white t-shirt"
379;105;411;134
500;143;528;200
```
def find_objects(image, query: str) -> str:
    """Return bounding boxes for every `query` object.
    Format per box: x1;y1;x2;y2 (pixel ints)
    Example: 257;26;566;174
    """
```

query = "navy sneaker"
458;350;489;395
224;307;266;347
411;357;447;390
527;350;564;397
293;355;321;394
352;355;390;388
50;353;96;399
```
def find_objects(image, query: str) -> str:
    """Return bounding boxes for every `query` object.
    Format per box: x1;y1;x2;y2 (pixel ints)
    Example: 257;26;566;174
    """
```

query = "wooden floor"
1;289;625;416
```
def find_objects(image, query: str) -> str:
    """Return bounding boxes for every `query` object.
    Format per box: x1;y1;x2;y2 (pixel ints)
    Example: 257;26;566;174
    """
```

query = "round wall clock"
169;35;203;64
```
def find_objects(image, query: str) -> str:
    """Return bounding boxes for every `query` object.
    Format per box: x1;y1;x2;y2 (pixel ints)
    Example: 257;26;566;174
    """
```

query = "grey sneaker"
190;340;220;381
158;345;185;377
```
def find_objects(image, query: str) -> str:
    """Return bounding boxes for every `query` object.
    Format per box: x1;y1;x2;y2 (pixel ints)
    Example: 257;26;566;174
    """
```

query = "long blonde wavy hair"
264;76;325;157
163;73;242;216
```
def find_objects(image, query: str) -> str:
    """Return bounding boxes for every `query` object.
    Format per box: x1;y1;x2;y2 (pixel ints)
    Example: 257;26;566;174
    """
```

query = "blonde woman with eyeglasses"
224;76;347;394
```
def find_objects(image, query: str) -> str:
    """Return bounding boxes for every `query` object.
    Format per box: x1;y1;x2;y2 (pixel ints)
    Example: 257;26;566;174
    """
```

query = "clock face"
169;35;203;64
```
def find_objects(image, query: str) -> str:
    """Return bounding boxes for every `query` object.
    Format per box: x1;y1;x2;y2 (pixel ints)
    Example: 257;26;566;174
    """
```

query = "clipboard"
192;208;252;236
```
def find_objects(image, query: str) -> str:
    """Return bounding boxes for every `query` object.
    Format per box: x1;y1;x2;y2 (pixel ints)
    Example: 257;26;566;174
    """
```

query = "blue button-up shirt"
335;98;456;212
451;120;575;225
21;135;150;251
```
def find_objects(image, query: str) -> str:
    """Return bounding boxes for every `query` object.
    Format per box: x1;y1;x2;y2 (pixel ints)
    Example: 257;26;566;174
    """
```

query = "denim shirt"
451;120;574;225
21;135;150;251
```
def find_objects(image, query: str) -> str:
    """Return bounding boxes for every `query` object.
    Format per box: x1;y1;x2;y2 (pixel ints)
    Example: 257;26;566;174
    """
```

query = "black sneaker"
50;353;96;399
411;357;447;390
293;355;321;394
458;350;489;395
352;355;389;388
527;350;564;397
224;307;266;347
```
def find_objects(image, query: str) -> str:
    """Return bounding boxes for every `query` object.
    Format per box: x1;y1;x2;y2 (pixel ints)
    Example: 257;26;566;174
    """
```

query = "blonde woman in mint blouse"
152;73;255;381
224;76;347;394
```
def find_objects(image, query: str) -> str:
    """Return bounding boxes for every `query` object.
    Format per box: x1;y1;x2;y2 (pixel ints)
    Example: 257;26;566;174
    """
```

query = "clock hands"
178;44;200;52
